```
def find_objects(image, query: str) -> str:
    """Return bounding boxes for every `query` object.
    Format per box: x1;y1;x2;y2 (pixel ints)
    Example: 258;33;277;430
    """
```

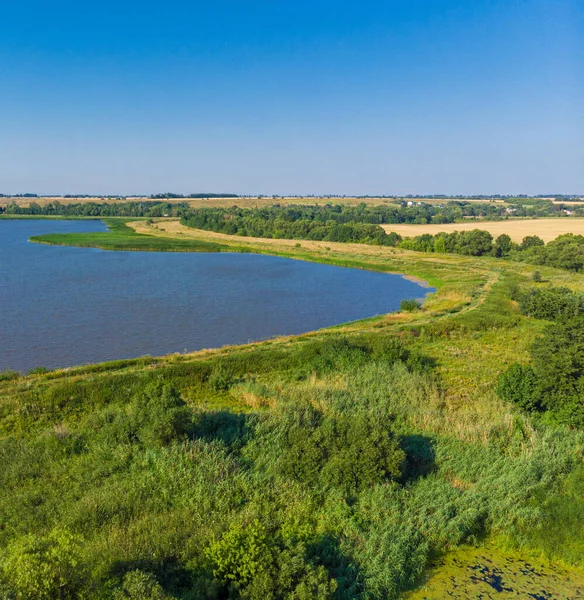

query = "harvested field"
382;218;584;243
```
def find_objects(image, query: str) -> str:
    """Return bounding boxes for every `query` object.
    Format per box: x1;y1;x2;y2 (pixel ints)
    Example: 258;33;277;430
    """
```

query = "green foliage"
206;519;337;598
208;365;236;391
518;286;584;320
207;519;273;587
494;233;513;257
4;200;192;218
113;570;174;599
31;219;228;253
497;319;584;427
400;299;421;312
538;234;584;272
182;205;401;246
532;270;542;283
496;363;539;412
521;235;545;250
530;319;584;427
254;402;405;496
28;366;48;375
518;466;584;564
0;530;85;599
0;370;19;382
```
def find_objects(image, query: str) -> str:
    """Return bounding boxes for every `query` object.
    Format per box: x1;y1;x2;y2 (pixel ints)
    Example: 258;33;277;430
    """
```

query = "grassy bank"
30;219;230;253
2;218;584;598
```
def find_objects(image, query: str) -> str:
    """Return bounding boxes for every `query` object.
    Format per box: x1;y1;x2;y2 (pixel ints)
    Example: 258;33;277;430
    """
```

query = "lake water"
0;220;434;372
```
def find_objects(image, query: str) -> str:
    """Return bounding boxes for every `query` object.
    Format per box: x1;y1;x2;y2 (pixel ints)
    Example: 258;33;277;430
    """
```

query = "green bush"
28;366;48;375
0;370;19;382
496;363;539;412
0;530;85;600
400;299;421;312
497;319;584;427
113;570;174;599
518;286;584;320
252;402;405;496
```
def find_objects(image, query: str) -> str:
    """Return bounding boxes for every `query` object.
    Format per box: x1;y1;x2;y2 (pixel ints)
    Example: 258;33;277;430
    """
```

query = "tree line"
0;201;192;218
180;206;584;272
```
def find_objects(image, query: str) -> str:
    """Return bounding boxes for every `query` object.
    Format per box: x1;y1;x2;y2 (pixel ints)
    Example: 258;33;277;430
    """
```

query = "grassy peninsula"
2;217;584;599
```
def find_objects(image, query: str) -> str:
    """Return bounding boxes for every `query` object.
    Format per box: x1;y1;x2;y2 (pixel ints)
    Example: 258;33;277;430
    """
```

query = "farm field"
382;218;584;242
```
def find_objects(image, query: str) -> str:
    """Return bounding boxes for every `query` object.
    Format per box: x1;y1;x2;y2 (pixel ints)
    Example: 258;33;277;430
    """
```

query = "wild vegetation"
29;220;230;253
498;285;584;428
2;217;584;598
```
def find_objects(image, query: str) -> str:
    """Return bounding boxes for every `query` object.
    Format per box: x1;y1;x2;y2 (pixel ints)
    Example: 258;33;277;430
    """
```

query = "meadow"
1;218;584;598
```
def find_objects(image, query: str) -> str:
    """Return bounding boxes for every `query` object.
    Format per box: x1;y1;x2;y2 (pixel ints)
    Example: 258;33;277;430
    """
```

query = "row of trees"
180;200;580;229
180;205;584;269
0;201;192;218
150;193;239;199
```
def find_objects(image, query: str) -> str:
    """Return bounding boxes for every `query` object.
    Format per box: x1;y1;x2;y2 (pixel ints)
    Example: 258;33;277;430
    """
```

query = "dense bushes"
497;318;584;427
252;403;404;496
517;286;584;320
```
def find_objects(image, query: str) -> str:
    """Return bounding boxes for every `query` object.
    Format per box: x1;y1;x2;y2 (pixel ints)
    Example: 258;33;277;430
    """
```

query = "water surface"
0;220;433;372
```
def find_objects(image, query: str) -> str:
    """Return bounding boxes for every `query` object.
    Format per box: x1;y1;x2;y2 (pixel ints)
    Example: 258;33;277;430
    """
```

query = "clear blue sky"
1;0;582;195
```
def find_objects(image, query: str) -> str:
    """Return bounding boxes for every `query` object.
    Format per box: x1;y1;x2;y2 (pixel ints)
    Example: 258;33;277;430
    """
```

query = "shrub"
0;530;85;600
208;365;236;391
256;403;405;495
206;519;337;598
113;570;172;600
400;299;421;312
496;363;539;412
518;286;584;320
0;370;19;382
497;319;584;427
28;366;48;375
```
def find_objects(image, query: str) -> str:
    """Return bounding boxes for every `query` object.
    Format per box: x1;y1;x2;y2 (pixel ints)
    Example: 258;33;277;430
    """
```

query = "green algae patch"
406;545;584;599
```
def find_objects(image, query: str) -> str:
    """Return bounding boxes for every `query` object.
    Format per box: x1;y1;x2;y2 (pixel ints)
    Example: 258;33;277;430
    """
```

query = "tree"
494;234;513;257
455;229;493;256
521;235;544;250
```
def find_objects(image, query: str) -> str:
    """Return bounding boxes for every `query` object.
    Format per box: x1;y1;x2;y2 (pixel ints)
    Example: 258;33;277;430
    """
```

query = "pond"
0;219;434;372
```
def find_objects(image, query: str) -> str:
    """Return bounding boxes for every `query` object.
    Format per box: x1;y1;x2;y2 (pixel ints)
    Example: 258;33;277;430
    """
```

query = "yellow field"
382;218;584;243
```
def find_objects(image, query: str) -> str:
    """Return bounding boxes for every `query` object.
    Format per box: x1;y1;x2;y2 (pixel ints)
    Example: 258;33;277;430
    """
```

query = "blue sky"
0;0;582;195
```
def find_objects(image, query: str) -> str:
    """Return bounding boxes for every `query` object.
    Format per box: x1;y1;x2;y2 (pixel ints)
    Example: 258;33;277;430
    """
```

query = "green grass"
30;219;230;252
